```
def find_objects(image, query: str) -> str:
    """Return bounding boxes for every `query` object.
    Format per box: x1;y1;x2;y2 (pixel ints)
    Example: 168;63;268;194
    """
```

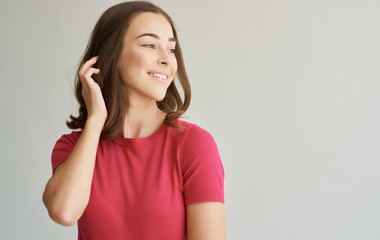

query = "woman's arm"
43;56;106;226
42;119;103;226
186;202;227;240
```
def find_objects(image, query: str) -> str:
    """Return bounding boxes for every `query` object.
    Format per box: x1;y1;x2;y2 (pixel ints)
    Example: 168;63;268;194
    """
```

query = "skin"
117;12;178;138
43;12;226;239
118;12;177;105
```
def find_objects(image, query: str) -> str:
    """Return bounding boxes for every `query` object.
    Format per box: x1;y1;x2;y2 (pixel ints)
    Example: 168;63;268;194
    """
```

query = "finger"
83;68;100;79
86;56;98;66
79;56;99;75
80;69;100;87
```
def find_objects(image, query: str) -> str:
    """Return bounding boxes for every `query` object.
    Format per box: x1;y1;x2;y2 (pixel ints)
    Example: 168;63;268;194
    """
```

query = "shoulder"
175;119;215;143
51;130;83;174
174;119;219;154
175;119;213;137
54;130;82;148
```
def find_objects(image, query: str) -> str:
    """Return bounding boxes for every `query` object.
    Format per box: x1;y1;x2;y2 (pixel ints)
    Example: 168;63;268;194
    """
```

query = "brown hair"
66;1;191;140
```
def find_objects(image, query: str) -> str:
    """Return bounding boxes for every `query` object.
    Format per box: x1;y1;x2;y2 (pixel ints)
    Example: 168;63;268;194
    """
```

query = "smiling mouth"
148;72;168;80
147;72;169;83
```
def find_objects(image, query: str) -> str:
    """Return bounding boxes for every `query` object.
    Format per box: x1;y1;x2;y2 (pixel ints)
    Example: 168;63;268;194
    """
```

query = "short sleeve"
179;124;225;205
51;131;81;175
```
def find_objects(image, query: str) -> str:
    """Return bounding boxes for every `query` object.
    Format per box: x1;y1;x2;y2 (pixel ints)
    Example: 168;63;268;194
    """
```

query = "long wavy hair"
66;1;191;140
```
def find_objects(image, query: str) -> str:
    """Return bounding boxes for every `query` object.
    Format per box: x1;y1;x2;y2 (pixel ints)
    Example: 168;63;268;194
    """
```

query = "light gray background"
1;0;379;239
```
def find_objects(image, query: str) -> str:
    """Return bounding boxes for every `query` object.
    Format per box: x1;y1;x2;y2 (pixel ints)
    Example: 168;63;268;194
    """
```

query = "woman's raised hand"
78;56;108;124
43;56;107;225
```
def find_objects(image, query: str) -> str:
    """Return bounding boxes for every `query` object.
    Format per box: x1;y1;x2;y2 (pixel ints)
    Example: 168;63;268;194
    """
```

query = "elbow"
49;210;77;227
46;202;79;226
42;190;79;227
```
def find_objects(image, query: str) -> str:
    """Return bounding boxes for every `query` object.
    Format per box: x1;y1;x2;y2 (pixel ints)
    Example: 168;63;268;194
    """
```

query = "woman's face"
117;12;177;103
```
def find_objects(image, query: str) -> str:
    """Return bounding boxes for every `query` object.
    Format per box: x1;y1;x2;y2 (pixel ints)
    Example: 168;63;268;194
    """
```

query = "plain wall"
0;0;379;239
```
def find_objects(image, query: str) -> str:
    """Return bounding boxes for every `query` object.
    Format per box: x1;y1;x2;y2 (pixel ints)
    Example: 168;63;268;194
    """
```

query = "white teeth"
150;73;168;80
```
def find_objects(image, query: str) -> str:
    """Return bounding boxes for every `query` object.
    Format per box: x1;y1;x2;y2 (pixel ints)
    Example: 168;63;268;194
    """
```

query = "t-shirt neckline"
110;121;166;147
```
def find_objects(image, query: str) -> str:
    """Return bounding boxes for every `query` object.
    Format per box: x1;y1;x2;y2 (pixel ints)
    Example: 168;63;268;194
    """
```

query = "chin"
155;95;166;102
151;91;167;102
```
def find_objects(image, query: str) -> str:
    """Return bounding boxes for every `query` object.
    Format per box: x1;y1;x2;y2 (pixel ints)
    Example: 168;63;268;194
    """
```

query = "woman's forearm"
43;118;104;226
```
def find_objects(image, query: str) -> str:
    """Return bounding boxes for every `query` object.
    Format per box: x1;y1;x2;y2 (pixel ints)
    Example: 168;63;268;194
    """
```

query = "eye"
143;44;155;49
169;48;176;54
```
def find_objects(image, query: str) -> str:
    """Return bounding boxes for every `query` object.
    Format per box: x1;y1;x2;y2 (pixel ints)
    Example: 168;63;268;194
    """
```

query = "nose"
158;57;168;65
157;48;170;66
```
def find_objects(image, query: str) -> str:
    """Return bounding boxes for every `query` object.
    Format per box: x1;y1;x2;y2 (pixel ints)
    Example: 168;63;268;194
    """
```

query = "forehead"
126;12;174;40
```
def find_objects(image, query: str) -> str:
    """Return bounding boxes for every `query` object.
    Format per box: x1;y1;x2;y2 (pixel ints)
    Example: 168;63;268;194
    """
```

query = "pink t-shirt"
51;119;225;240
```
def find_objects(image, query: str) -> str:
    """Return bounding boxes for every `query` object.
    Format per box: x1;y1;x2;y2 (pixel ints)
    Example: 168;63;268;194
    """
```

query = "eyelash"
143;44;176;53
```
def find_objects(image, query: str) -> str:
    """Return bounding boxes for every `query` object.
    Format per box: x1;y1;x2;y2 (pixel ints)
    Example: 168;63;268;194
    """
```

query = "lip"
147;70;169;77
147;70;170;84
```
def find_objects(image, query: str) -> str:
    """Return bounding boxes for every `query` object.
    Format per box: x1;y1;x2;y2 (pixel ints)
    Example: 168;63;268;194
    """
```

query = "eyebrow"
136;33;176;43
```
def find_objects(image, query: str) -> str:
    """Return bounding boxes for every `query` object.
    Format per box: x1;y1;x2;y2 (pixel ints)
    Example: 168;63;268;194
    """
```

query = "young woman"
43;2;226;239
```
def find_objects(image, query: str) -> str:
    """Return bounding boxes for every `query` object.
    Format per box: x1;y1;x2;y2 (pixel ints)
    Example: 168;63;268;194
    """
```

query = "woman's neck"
121;100;166;138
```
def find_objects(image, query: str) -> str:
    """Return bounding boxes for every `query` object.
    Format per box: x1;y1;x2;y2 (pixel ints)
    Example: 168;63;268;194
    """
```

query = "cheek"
172;59;178;74
128;50;149;70
119;50;150;78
